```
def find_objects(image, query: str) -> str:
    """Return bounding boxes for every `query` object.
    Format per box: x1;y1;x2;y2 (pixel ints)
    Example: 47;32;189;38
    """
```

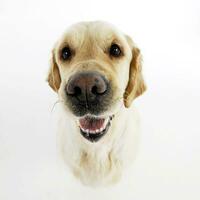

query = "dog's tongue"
79;117;105;131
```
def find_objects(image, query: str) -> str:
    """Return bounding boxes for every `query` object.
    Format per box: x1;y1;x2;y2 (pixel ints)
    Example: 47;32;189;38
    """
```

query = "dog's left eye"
61;47;72;60
109;44;122;57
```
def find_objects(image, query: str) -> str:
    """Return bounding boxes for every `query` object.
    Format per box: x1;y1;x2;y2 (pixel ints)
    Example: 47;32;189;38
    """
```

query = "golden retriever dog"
47;21;146;186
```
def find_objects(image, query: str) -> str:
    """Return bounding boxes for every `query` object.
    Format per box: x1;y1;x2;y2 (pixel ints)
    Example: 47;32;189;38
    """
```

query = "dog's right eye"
109;44;122;57
61;47;72;60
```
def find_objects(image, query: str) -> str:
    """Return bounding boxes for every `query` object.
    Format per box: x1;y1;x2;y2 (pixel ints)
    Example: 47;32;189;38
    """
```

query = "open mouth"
78;115;114;142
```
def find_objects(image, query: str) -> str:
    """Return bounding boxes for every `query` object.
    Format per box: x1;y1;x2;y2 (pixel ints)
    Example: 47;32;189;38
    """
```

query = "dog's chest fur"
57;106;139;186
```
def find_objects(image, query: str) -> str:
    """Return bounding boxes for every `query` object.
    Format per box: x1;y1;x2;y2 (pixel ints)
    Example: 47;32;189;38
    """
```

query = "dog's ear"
124;36;146;108
47;49;61;92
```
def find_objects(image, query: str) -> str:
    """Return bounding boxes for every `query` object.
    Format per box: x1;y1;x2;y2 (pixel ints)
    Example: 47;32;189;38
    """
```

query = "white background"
0;0;200;199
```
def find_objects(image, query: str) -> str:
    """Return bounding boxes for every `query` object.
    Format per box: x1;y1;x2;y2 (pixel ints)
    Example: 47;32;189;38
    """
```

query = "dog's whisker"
111;96;123;104
51;100;64;113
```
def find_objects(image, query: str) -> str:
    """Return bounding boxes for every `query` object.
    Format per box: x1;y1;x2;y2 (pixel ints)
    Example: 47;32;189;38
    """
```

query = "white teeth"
80;127;103;134
90;130;95;134
86;130;89;137
80;127;85;132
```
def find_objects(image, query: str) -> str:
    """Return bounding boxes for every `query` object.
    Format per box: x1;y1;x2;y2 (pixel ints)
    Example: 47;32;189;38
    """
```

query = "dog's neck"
57;105;139;186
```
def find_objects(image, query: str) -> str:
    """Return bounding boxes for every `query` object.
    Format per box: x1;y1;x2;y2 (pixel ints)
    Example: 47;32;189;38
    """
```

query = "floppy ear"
124;37;146;108
47;50;61;92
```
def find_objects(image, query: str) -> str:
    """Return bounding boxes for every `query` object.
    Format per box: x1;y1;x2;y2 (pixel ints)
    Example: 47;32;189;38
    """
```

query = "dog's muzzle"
65;71;112;116
64;71;114;142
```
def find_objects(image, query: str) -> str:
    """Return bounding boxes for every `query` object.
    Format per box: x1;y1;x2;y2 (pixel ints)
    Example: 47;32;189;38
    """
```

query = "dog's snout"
66;72;108;102
65;71;112;116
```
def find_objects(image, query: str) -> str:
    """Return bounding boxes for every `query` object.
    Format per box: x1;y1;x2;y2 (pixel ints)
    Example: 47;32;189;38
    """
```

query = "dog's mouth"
78;115;114;142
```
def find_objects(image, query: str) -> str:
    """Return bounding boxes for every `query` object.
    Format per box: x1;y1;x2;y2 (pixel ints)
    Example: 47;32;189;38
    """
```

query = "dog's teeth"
86;130;89;136
90;130;95;134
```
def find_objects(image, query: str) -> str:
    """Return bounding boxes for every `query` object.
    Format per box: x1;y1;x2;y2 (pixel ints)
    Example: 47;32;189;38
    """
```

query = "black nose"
65;72;108;102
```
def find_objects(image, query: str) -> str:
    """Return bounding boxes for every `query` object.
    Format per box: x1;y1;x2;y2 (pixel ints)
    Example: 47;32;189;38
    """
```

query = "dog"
47;21;146;186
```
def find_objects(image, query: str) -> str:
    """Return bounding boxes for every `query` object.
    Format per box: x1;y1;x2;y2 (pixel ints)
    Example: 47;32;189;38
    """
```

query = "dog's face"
48;21;146;143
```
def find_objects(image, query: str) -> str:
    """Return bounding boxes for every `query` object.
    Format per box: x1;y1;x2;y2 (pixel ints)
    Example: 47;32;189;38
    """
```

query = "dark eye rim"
109;43;123;58
60;46;73;61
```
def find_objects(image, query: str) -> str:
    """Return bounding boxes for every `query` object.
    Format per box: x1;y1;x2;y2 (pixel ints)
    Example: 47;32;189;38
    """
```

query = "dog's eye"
61;47;72;60
109;44;121;57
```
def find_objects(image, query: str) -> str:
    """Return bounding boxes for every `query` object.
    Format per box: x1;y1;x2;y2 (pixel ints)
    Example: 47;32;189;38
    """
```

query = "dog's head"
47;21;146;142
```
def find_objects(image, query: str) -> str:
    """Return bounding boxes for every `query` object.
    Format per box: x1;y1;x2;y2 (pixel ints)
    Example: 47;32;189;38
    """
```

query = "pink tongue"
79;117;105;131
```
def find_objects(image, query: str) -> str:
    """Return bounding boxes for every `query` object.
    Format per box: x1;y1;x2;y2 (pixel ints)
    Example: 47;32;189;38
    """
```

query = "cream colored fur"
47;21;146;186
